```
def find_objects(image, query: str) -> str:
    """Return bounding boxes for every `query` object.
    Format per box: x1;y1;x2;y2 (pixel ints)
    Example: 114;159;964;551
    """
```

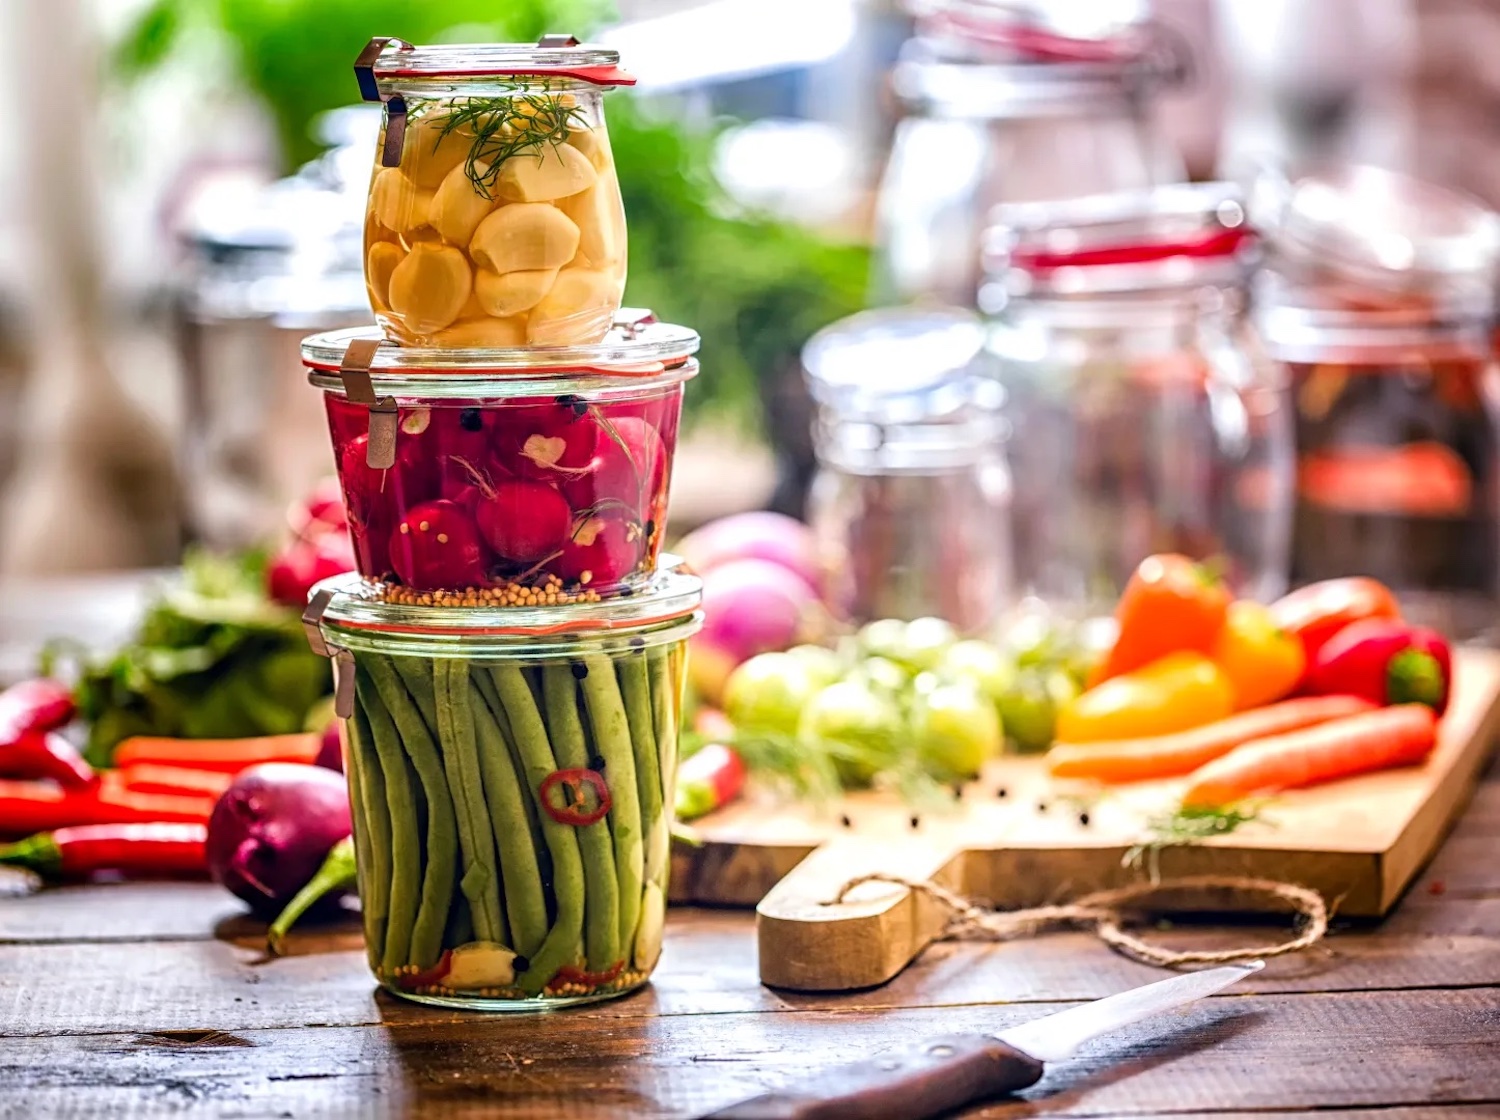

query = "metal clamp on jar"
984;183;1290;614
873;0;1189;308
1249;165;1500;639
802;307;1010;633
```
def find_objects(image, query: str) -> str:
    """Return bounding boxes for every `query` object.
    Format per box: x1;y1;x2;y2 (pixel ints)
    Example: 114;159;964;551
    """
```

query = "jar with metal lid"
802;307;1011;633
984;183;1289;613
1250;165;1500;638
302;314;697;603
305;560;701;1009
354;35;633;348
873;0;1188;308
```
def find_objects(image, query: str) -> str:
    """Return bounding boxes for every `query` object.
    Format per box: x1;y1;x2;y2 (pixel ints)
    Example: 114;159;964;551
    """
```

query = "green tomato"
998;667;1079;754
912;681;1001;781
852;655;911;697
901;617;958;672
798;679;904;787
941;639;1016;705
857;617;909;663
1004;610;1060;669
784;644;846;691
723;652;817;738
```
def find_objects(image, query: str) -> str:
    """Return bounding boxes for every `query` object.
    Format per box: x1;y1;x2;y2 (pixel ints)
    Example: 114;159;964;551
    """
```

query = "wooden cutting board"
668;647;1500;991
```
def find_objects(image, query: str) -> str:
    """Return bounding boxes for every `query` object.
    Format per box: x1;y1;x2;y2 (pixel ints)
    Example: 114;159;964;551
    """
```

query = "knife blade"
700;961;1262;1120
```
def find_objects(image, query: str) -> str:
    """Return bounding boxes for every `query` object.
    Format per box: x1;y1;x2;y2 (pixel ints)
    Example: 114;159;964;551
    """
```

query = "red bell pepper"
675;743;746;822
1306;618;1452;715
1270;578;1403;670
0;822;207;878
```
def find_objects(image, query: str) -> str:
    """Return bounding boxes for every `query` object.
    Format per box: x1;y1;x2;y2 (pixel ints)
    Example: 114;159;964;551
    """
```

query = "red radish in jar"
564;416;666;514
557;514;644;587
388;500;491;590
473;478;573;563
494;401;601;481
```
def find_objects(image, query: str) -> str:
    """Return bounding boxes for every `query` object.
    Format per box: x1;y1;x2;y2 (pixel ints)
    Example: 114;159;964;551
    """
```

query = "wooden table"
4;764;1500;1119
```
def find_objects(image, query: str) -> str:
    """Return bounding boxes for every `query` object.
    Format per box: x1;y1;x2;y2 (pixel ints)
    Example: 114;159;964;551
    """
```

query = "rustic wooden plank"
6;903;1500;1038
0;881;257;944
2;989;1498;1118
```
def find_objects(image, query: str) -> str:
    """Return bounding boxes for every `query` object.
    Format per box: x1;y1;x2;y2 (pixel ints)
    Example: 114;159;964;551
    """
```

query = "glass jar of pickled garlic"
355;36;633;348
983;183;1291;614
1250;165;1500;639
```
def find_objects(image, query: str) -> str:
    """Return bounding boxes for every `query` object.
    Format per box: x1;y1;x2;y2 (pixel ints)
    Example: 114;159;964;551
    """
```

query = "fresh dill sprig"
424;84;589;200
1123;802;1267;880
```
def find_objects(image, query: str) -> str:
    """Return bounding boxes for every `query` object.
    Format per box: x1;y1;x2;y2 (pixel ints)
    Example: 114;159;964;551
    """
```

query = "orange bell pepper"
1094;554;1231;684
1212;601;1306;710
1058;652;1235;744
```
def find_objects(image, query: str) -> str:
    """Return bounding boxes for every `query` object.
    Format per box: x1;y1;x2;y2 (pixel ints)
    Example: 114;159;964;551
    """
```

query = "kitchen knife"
701;961;1263;1120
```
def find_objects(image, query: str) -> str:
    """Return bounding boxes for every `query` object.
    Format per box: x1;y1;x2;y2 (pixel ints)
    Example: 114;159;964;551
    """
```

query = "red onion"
677;512;822;593
689;558;821;705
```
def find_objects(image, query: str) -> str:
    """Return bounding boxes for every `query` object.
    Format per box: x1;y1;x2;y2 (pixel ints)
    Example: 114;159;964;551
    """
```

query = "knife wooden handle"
699;1033;1044;1120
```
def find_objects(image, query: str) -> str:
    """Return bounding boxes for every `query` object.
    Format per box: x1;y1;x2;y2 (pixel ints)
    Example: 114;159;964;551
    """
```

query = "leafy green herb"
1124;802;1267;879
425;89;589;199
44;550;332;766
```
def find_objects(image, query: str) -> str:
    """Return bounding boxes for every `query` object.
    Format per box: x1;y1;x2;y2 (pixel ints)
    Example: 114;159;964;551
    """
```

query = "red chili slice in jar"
546;959;625;992
539;768;611;826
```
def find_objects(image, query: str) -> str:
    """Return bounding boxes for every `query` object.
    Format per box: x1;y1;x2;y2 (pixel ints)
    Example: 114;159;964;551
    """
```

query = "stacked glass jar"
299;37;703;1010
983;183;1293;616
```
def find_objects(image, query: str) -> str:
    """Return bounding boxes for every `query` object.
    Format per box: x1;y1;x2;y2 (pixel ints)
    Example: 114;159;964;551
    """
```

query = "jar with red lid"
1250;165;1500;638
873;0;1188;308
983;183;1290;613
354;36;633;348
303;314;696;604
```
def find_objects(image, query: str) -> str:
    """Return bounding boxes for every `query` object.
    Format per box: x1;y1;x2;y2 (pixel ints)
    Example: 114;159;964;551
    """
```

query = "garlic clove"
369;168;433;235
494;143;597;203
432;315;527;348
565;126;611;171
366;241;405;309
387;242;473;336
558;170;625;267
469;203;580;274
430;160;497;246
474;267;559;317
526;267;620;345
401;112;480;189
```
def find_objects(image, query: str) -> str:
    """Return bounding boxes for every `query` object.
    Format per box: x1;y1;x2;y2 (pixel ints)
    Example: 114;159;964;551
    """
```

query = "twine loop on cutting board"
830;873;1329;967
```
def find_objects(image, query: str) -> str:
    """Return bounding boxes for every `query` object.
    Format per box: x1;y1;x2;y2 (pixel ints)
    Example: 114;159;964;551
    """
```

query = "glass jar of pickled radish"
803;307;1011;632
1250;165;1500;639
302;315;696;602
306;561;701;1009
354;36;633;348
873;0;1188;308
984;183;1290;615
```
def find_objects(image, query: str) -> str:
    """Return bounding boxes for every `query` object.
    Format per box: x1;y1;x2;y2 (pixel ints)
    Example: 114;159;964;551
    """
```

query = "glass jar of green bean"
307;562;702;1008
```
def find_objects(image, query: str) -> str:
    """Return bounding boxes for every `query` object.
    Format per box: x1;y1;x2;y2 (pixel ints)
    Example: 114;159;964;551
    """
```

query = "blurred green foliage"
113;0;869;425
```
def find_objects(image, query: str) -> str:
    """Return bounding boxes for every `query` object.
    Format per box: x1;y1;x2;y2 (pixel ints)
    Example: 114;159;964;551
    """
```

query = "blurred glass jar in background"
984;183;1290;615
872;0;1188;308
176;108;377;551
1250;165;1500;640
802;308;1011;634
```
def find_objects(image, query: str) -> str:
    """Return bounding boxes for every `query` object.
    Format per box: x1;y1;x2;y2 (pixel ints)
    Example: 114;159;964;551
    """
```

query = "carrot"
112;733;321;774
1047;695;1377;783
118;764;234;800
1181;704;1439;808
0;775;215;837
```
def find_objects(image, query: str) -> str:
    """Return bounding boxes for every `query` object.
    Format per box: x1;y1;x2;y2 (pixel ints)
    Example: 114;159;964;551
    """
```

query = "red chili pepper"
0;679;75;738
0;730;96;788
674;743;745;822
0;774;216;837
0;822;207;878
547;959;624;991
398;950;454;991
1306;618;1452;715
539;768;611;826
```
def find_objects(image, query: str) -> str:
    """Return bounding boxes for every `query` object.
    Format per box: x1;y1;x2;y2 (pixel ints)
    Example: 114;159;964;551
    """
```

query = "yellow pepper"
1056;651;1234;743
1212;600;1306;710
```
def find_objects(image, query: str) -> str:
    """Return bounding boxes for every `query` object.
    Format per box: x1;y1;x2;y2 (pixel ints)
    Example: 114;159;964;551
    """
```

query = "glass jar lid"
895;0;1187;117
303;314;699;399
306;560;703;660
984;183;1250;300
802;307;993;426
1253;164;1500;298
355;35;635;100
